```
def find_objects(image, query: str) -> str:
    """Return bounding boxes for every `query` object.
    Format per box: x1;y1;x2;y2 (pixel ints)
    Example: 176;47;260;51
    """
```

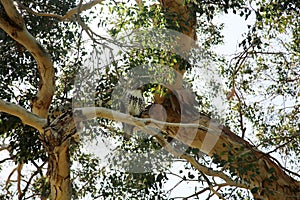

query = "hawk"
120;88;145;139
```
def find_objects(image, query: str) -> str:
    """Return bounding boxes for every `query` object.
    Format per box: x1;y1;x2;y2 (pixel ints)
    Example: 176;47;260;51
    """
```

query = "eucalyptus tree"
0;0;299;199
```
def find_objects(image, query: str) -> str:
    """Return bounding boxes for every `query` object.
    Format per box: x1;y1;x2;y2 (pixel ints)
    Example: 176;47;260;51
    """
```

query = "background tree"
0;0;299;199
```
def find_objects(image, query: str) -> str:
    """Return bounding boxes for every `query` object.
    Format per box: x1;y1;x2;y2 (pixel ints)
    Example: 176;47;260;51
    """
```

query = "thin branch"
74;11;117;49
209;185;226;200
248;50;290;55
228;45;252;139
167;179;184;193
0;157;12;164
200;172;226;200
30;159;46;177
137;126;249;189
0;99;47;132
23;194;35;200
184;187;210;199
184;183;230;200
266;137;295;156
20;161;47;200
16;0;104;21
235;89;246;138
5;167;18;196
17;163;23;200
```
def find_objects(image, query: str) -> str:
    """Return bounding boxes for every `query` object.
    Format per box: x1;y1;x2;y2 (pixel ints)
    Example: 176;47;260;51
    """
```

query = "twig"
137;126;248;189
20;161;47;199
16;0;104;21
17;163;23;200
5;167;18;196
167;179;184;193
0;157;12;164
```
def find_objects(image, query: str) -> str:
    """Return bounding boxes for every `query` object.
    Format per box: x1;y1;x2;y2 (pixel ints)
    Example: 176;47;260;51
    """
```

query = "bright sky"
215;13;253;55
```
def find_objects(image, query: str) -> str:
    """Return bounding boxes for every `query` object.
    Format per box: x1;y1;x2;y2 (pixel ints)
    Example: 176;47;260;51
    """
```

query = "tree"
0;0;299;199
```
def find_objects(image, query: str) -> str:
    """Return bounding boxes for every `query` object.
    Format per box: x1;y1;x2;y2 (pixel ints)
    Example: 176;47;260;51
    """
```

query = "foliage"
223;0;299;166
0;0;299;199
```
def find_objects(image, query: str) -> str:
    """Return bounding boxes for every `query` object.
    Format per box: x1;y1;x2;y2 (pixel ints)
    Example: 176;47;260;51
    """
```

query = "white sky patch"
214;12;255;56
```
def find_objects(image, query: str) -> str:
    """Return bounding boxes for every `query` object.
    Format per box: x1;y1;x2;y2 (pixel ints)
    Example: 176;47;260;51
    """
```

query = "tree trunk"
44;111;76;200
47;142;71;200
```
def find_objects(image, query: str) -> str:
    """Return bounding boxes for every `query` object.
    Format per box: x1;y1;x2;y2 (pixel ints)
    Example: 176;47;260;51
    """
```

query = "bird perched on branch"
120;88;145;140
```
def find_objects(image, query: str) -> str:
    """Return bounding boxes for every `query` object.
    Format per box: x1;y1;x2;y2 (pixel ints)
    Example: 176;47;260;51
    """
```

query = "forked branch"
0;0;55;118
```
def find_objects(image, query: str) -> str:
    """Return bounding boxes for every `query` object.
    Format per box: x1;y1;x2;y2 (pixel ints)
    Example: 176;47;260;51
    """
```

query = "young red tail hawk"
120;88;145;139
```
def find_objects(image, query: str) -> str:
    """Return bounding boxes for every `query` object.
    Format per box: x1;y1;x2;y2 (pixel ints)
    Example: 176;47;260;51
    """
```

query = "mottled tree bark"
44;111;76;200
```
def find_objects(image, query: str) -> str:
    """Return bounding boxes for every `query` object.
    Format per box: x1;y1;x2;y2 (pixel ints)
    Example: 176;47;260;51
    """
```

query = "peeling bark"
44;111;77;200
168;122;300;199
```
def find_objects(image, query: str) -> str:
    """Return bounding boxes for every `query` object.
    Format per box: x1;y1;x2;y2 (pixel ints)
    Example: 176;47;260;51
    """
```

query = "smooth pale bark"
0;0;55;118
0;99;47;132
1;1;57;199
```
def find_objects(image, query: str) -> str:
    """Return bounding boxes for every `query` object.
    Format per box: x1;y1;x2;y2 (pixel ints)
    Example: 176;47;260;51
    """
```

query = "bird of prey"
120;88;145;140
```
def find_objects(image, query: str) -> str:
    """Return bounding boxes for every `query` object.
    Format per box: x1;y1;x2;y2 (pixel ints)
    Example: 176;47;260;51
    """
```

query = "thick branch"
0;99;46;132
0;0;55;118
1;0;24;28
75;106;300;199
74;107;248;189
76;106;216;130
